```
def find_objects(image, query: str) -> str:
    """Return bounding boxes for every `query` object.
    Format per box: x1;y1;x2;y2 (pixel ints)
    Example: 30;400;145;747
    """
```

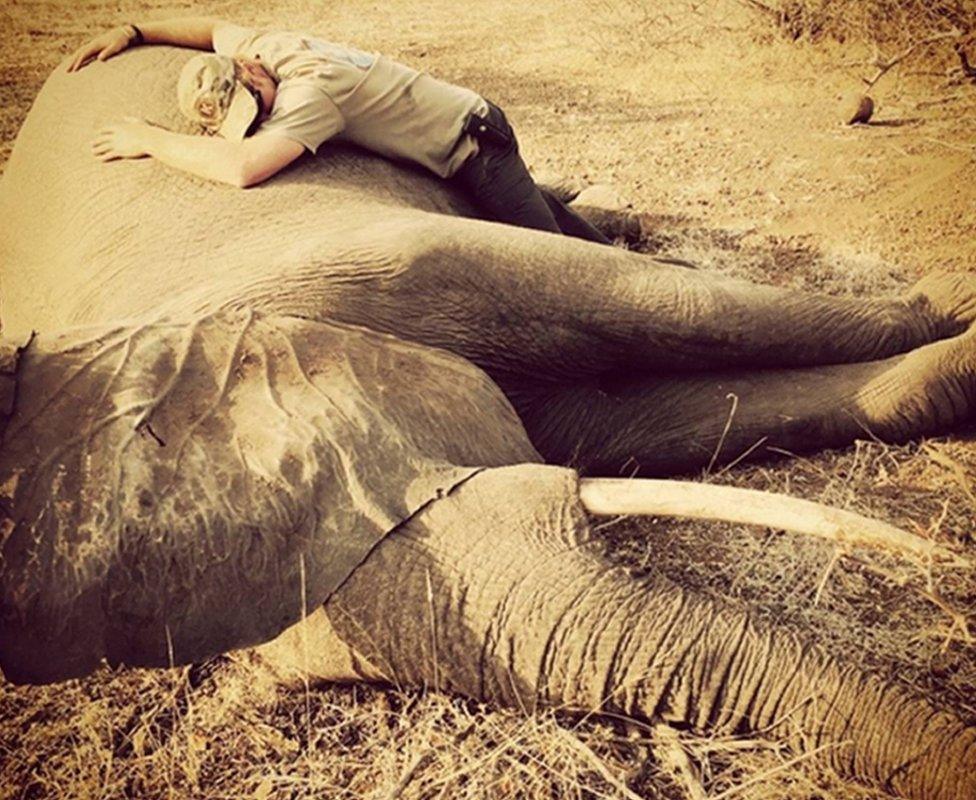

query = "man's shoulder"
213;23;308;57
212;21;257;56
216;24;374;69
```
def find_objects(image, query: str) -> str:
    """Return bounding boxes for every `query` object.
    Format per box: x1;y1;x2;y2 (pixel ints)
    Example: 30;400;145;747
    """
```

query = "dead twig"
852;557;973;651
923;443;976;510
863;30;964;92
737;0;779;22
916;586;974;650
922;136;976;156
709;741;844;800
653;724;707;800
555;726;646;800
954;40;976;82
812;547;844;607
915;93;970;109
705;392;739;476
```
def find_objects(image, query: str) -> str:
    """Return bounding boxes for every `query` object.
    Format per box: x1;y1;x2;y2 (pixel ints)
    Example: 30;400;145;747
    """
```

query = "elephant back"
0;47;475;337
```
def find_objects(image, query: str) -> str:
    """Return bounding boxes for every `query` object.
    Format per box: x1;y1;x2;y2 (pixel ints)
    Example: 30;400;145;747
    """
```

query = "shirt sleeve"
255;82;345;154
212;22;256;56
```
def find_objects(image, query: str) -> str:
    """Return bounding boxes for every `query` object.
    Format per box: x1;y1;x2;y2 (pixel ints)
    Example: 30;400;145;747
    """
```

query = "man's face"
236;58;277;123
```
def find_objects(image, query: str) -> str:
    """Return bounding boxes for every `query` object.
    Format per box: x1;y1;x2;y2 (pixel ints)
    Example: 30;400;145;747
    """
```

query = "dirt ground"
1;1;975;798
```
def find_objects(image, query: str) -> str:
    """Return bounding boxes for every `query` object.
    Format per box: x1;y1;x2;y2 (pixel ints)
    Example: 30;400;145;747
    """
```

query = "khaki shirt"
214;24;486;177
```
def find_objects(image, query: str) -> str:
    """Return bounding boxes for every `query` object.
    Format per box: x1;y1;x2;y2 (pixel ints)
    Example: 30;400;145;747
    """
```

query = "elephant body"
1;47;975;800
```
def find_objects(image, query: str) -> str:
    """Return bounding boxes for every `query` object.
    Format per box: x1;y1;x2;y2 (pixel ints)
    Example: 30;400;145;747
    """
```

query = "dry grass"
742;0;975;45
0;653;911;800
2;2;975;799
602;438;976;717
0;655;652;799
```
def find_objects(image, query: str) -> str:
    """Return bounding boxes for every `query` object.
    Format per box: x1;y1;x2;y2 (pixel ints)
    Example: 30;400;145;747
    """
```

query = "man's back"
213;23;486;176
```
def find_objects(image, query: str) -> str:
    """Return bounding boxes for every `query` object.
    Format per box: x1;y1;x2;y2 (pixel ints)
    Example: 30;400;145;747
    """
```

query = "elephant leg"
317;216;974;379
506;324;976;475
321;465;976;800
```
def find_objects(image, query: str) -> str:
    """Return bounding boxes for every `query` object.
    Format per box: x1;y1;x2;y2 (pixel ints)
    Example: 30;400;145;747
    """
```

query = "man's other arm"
92;120;305;188
68;17;234;71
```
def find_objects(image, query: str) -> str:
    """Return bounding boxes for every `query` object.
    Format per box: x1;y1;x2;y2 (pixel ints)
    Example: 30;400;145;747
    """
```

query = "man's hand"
68;26;138;72
91;117;153;161
90;118;305;187
67;18;222;73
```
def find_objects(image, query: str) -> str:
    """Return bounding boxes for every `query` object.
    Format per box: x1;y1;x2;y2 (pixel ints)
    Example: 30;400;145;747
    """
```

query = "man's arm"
91;119;305;188
68;17;228;72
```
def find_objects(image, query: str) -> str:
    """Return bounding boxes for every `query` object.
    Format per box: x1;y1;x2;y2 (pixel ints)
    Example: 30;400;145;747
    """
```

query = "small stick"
922;136;976;156
955;41;976;82
863;31;963;92
389;747;437;799
705;392;738;475
653;724;707;800
851;557;973;649
737;0;779;22
557;728;647;800
916;587;974;649
709;741;844;800
812;547;844;607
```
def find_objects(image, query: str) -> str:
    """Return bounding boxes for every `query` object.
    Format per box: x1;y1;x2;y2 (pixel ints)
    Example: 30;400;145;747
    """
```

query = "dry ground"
1;1;975;798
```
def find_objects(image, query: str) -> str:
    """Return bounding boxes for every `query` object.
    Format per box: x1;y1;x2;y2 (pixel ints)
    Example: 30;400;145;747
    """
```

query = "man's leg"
452;139;565;233
538;187;612;244
451;103;610;244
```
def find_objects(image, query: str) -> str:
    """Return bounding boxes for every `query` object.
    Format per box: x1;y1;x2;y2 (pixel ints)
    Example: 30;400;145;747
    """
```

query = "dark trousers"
451;103;610;245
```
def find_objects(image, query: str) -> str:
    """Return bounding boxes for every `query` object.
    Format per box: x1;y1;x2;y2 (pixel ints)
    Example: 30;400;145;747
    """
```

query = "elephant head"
1;46;974;800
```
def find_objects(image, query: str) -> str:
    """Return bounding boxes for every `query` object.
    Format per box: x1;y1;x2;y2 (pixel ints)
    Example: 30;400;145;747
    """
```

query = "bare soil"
1;1;975;798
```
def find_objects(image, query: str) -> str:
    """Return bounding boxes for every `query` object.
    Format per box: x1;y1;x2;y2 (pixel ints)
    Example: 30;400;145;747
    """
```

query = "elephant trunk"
548;575;974;800
325;465;974;800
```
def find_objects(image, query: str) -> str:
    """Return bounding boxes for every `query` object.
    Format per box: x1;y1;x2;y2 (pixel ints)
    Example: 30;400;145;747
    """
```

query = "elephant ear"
0;312;537;684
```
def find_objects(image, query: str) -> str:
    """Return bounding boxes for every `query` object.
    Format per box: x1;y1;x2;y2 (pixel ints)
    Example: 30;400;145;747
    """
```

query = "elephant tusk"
578;478;972;568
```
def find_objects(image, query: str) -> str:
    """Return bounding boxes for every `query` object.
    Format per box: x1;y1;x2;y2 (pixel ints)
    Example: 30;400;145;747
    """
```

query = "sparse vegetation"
741;0;974;45
740;0;976;94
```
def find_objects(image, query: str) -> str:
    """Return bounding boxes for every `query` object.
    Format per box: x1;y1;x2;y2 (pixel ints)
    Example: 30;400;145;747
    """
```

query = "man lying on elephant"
70;16;610;244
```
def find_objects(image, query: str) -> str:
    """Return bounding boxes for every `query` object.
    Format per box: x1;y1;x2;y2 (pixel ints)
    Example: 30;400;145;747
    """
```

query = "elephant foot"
907;271;976;335
874;319;976;440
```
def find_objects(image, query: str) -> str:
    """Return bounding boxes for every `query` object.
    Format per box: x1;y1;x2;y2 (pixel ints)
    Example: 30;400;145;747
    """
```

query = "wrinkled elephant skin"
1;48;975;800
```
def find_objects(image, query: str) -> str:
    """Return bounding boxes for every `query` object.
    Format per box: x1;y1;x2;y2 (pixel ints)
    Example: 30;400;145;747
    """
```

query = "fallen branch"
737;0;779;22
653;725;707;800
579;478;972;568
955;40;976;82
863;30;963;92
556;727;646;800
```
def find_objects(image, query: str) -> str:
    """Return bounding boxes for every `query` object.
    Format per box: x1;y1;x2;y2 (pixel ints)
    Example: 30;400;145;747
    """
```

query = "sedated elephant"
1;47;974;800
